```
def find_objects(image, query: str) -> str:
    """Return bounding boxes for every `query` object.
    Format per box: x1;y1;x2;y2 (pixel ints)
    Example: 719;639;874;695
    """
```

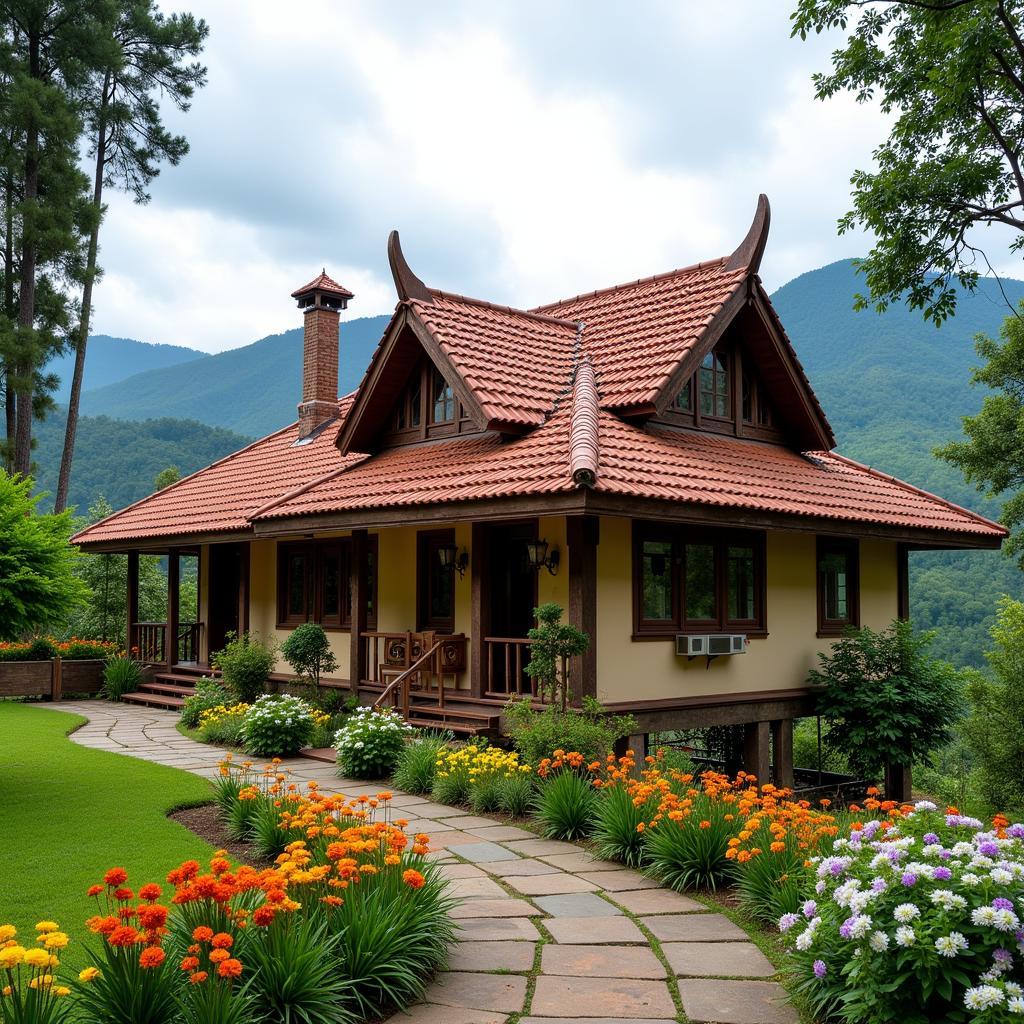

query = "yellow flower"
0;946;26;968
34;921;59;934
54;986;71;996
41;933;68;950
23;948;50;968
79;967;101;983
0;926;15;942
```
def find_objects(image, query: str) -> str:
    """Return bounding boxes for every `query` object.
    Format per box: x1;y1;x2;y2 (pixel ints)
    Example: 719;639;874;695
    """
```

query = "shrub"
809;619;967;781
181;678;233;729
524;601;589;709
241;694;316;757
783;804;1024;1023
534;754;598;840
334;707;412;779
506;695;636;766
198;703;250;747
792;716;849;774
310;711;350;750
281;623;339;698
432;743;531;812
392;733;450;795
495;772;535;816
101;654;142;701
212;631;276;705
58;638;120;660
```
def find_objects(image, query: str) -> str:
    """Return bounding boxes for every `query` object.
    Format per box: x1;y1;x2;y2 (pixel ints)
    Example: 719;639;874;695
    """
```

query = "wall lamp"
437;543;469;579
525;538;560;576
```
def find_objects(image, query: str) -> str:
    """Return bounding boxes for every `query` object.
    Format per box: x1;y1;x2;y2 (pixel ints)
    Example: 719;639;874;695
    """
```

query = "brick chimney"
291;270;354;439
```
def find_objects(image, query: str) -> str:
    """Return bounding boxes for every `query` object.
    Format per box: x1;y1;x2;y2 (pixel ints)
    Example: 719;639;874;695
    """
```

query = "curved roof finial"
388;230;433;303
725;193;771;274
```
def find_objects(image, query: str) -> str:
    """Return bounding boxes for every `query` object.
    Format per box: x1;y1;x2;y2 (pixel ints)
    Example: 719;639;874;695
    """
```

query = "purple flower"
901;872;918;887
1007;824;1024;839
871;878;887;893
923;833;940;845
994;898;1014;911
979;841;1000;857
932;867;953;881
839;917;856;940
778;913;799;933
994;948;1013;964
829;862;845;876
939;850;953;860
813;959;827;978
803;900;817;919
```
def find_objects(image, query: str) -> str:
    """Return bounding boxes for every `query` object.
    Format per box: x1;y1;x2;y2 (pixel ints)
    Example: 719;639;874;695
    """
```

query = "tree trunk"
3;161;15;471
55;71;109;512
13;30;41;479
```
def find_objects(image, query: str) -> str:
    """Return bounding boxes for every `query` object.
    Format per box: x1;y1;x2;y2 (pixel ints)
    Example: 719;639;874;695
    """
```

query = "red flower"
191;926;214;943
217;958;243;979
138;883;162;902
107;925;140;947
210;933;233;950
137;905;168;931
251;907;275;927
86;885;103;898
104;868;128;887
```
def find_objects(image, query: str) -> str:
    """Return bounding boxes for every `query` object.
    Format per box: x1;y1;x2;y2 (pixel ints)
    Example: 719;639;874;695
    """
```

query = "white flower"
895;926;916;948
1009;996;1024;1014
849;915;872;939
964;985;1004;1011
795;927;815;952
930;890;968;912
962;873;981;887
915;800;938;812
935;932;969;958
894;903;920;923
868;930;889;952
994;908;1021;932
1007;983;1024;999
992;868;1014;885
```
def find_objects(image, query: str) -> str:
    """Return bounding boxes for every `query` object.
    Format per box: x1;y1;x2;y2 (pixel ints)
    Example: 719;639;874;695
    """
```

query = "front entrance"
483;520;538;696
207;542;248;658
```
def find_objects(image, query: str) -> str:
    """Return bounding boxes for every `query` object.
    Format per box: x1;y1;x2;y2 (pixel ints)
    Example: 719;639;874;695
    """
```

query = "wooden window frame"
816;537;859;637
632;522;766;639
417;529;457;633
384;359;480;446
277;537;378;632
698;350;732;422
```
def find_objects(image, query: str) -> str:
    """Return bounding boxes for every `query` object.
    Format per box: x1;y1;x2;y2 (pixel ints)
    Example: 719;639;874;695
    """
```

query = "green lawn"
0;702;215;971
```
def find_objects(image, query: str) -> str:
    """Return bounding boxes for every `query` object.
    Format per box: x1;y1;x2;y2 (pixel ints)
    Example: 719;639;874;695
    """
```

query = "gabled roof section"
291;270;353;301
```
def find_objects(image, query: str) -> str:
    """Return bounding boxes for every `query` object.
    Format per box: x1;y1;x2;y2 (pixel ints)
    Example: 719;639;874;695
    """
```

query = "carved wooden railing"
484;637;540;700
372;641;445;718
132;622;202;665
176;622;202;664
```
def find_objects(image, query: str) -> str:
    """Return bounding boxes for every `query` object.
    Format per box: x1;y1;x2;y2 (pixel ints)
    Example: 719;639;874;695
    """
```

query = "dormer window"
675;380;692;411
430;368;455;424
383;353;479;446
699;351;729;418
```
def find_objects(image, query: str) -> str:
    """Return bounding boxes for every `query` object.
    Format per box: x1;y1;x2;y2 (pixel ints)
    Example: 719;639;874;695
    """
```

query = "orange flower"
137;905;168;931
138;883;162;902
402;870;426;889
189;971;208;985
208;948;230;964
107;926;139;947
180;956;199;971
192;926;214;943
699;820;711;829
104;868;128;887
210;933;233;949
86;885;103;898
217;958;243;979
113;887;134;901
139;947;165;969
252;907;275;927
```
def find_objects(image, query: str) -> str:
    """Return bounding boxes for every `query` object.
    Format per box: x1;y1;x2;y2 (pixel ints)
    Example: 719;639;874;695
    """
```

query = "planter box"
0;658;105;699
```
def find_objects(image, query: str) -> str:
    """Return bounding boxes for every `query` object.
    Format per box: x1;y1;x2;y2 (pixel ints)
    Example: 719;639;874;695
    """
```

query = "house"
71;195;1005;787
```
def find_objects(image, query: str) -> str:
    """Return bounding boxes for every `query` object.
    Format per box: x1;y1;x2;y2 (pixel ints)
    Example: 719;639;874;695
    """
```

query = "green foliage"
938;314;1024;567
644;802;734;892
197;707;247;747
391;733;449;795
505;695;636;766
524;602;589;708
152;465;181;491
0;471;87;639
100;654;142;701
791;1;1024;324
0;636;55;661
431;765;471;807
250;796;292;860
241;694;315;758
792;717;848;774
533;770;598;841
281;622;339;695
334;708;412;779
309;710;351;750
494;772;535;817
809;619;967;780
962;597;1024;813
592;783;651;868
211;631;276;705
224;793;258;843
180;677;232;729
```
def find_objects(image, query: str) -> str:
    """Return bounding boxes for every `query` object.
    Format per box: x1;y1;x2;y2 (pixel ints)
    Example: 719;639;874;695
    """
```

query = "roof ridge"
531;256;735;313
568;355;600;488
248;454;369;520
818;451;1008;534
422;289;579;328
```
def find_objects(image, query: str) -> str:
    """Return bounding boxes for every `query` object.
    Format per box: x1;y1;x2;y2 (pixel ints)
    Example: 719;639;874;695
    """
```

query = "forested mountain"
772;260;1024;667
45;335;206;402
78;316;390;436
33;413;250;514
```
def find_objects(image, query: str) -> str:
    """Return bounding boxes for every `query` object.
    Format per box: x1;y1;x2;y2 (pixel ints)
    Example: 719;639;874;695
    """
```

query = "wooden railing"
132;622;202;665
372;641;445;718
484;637;538;700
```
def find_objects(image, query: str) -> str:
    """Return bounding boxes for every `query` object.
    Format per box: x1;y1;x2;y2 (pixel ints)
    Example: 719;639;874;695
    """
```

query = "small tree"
524;602;589;711
281;622;338;700
808;619;966;784
962;597;1024;812
153;465;181;491
211;631;276;705
0;470;88;639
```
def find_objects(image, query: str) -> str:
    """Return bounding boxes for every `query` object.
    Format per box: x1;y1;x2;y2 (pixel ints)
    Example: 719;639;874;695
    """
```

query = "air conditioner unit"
676;634;747;657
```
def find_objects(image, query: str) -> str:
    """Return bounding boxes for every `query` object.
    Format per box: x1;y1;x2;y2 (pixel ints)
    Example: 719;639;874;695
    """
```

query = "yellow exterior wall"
595;516;899;704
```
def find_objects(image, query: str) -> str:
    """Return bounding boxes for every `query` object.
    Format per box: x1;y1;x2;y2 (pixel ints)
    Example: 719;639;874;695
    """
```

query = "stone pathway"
40;701;798;1024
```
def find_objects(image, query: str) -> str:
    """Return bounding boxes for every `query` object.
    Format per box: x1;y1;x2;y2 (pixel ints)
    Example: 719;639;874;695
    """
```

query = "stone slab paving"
41;701;798;1024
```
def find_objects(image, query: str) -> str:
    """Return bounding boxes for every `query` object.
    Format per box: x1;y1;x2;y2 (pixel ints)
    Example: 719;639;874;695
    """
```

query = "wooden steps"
405;696;500;737
122;663;215;711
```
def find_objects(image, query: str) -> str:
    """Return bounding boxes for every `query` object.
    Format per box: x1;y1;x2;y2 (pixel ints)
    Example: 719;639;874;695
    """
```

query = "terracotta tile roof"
568;356;599;487
71;396;364;545
533;260;748;410
291;270;354;300
411;292;578;428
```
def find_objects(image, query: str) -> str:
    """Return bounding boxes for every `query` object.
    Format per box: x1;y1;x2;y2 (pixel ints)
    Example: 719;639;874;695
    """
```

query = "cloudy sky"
93;0;888;353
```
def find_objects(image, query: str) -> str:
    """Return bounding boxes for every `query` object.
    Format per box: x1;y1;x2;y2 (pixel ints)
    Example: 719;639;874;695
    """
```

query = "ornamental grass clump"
334;707;412;779
100;654;142;701
197;702;250;746
392;733;449;795
589;751;652;867
241;694;320;757
432;743;533;812
534;750;599;840
783;802;1024;1024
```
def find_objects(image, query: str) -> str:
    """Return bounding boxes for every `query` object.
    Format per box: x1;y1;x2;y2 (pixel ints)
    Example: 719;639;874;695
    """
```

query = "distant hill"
78;317;390;437
46;335;206;402
772;260;1024;667
33;412;251;514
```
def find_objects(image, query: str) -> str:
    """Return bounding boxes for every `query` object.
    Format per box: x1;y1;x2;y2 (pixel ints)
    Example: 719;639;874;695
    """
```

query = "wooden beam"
897;542;910;621
743;721;770;783
126;550;139;656
238;542;251;637
567;515;599;700
167;549;180;669
349;529;368;693
771;719;794;788
470;521;488;698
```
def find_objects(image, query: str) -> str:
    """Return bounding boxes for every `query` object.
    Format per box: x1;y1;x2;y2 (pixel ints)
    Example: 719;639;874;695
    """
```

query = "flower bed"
0;766;455;1024
0;638;117;699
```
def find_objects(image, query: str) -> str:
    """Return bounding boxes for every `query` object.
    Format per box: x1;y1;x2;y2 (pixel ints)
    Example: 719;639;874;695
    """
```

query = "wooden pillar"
51;655;62;702
470;521;487;698
885;762;913;803
237;542;251;639
743;721;770;784
349;529;368;693
771;719;794;789
626;731;647;774
897;543;910;621
167;548;180;669
126;550;139;657
567;515;599;701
